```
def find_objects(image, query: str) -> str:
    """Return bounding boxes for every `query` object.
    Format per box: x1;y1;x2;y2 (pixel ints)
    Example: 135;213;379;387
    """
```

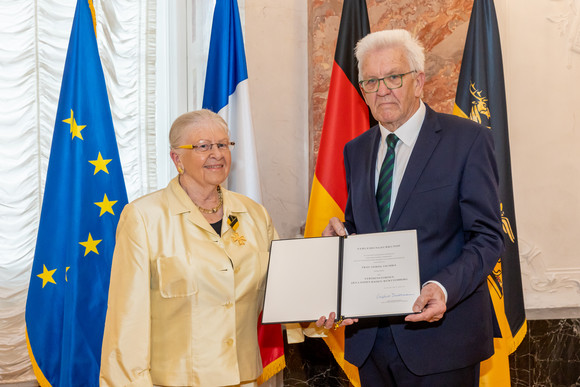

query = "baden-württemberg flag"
453;0;527;385
202;0;262;204
303;0;375;385
25;1;128;386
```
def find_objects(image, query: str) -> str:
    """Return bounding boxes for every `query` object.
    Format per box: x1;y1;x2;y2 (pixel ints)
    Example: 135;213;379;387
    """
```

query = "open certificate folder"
262;230;421;324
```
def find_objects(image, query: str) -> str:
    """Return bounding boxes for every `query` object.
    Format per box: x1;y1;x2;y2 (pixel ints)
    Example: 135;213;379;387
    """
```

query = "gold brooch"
232;232;246;245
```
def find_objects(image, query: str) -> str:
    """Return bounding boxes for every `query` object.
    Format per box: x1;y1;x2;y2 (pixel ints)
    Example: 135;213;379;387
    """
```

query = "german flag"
304;0;374;385
453;0;527;385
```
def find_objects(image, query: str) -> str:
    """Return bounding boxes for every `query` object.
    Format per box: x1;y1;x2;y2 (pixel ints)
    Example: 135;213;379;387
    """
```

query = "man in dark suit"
318;29;504;386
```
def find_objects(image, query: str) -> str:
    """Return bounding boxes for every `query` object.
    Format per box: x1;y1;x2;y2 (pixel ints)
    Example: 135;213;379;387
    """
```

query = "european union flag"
25;1;128;386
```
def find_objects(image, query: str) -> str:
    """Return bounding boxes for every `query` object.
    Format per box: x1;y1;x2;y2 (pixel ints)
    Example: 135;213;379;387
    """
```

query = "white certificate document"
261;229;420;324
341;230;420;318
262;236;341;324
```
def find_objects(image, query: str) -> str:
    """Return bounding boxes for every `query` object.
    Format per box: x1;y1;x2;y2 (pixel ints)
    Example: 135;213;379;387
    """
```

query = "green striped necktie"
376;133;399;231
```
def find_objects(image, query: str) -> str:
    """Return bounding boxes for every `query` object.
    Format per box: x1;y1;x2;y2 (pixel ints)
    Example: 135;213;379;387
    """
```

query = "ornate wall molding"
519;237;580;311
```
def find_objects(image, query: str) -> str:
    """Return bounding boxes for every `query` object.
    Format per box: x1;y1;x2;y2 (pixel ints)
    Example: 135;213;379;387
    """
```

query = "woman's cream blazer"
100;177;278;386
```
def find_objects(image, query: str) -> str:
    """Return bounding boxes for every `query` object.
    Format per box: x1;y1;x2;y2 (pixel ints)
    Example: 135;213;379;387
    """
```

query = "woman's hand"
322;217;349;237
316;312;358;330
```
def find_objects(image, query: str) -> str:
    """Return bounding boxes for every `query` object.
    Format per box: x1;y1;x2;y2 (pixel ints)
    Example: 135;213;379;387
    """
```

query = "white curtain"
0;0;157;382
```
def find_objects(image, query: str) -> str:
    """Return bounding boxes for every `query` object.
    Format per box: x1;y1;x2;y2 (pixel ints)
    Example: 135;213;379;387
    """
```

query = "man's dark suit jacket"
342;104;504;376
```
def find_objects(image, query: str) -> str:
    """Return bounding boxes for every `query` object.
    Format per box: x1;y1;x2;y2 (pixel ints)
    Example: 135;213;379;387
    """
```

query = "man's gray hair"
355;29;425;80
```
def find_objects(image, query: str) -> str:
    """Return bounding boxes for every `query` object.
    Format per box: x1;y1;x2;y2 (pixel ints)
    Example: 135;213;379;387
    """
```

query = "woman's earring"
177;166;184;174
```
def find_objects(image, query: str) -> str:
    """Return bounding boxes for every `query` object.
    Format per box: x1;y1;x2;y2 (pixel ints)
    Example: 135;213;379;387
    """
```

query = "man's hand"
316;312;358;330
322;217;348;237
405;283;447;323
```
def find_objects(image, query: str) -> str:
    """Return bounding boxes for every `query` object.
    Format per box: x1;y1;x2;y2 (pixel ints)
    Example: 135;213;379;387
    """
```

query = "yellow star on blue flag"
25;1;128;386
89;152;112;175
63;109;86;140
37;265;57;288
95;193;118;216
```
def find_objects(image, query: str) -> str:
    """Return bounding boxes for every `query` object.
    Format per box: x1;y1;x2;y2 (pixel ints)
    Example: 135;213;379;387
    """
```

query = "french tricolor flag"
202;2;285;383
202;0;262;203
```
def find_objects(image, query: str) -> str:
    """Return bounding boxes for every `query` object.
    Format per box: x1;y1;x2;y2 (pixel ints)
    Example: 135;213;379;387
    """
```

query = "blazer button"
225;338;234;346
224;301;233;308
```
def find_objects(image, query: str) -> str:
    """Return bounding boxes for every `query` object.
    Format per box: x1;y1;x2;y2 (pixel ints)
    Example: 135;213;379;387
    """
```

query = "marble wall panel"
510;319;580;387
284;336;349;386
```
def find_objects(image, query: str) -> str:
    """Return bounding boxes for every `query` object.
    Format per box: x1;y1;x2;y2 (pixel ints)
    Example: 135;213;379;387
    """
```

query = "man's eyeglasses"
177;142;235;153
359;71;416;93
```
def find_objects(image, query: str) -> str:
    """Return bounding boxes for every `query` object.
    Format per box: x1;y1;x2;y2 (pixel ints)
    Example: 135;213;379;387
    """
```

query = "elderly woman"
100;109;277;387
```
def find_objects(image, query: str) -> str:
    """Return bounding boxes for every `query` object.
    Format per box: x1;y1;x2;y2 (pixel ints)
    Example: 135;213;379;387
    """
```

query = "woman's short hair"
169;109;229;149
355;29;425;79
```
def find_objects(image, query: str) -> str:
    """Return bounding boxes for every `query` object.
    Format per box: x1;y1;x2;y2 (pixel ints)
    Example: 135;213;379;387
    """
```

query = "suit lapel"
389;106;441;229
362;127;383;231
